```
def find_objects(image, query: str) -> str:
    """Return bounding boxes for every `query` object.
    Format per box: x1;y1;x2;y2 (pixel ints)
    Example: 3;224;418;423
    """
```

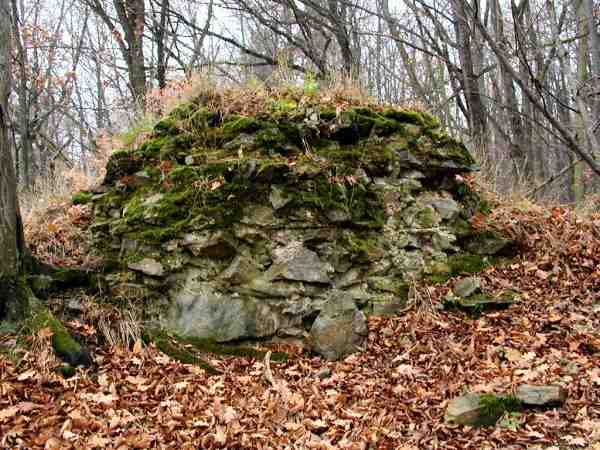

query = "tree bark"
0;0;25;319
450;0;488;150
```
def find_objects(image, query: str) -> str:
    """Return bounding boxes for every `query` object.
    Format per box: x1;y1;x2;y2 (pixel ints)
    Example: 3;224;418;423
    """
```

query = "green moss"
449;253;493;274
188;108;218;129
72;191;93;205
158;134;197;160
138;219;191;242
168;165;201;184
477;394;522;427
319;109;337;120
420;111;441;129
270;98;298;113
383;109;426;126
113;149;133;159
222;115;262;135
143;329;220;375
296;176;384;228
255;126;290;153
153;117;180;137
178;335;288;362
425;253;498;284
55;365;77;378
26;303;91;366
168;102;197;121
342;232;384;263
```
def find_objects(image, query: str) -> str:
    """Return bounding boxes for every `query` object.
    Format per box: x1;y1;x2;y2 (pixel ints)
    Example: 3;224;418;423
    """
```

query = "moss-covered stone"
88;93;514;356
72;191;93;205
445;392;522;427
27;302;91;367
143;328;219;374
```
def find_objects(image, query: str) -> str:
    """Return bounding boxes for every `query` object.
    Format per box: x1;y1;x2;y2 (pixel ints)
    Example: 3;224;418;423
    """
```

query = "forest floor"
0;200;599;449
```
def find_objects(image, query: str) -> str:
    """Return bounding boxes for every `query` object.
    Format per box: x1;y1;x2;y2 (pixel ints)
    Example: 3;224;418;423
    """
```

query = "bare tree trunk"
451;0;487;151
0;0;24;319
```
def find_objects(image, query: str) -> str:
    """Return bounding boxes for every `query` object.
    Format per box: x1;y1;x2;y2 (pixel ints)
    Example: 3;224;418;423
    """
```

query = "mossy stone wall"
85;96;507;346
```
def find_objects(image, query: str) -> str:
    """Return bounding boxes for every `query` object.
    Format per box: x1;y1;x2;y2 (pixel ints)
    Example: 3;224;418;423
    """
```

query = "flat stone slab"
445;392;520;427
128;258;164;277
515;384;567;406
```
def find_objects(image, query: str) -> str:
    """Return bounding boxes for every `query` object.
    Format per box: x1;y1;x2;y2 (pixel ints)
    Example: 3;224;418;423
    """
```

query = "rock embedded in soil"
445;393;493;427
515;384;567;406
445;393;521;427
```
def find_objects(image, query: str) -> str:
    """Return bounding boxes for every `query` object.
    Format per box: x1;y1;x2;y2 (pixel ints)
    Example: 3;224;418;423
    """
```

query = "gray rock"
171;270;281;341
182;231;235;258
431;230;457;251
269;185;292;210
453;277;481;298
128;258;164;277
515;385;567;406
446;291;518;310
272;244;333;284
444;393;502;427
309;291;368;360
429;198;460;220
326;208;351;223
241;205;279;227
220;255;260;285
464;232;514;256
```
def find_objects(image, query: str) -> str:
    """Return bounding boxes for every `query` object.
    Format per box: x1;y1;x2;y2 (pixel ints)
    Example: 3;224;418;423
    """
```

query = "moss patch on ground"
144;328;288;369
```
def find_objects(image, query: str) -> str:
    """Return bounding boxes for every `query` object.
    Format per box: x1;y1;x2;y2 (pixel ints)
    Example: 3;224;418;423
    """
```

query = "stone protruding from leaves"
445;393;521;427
515;384;567;407
310;290;368;361
453;276;481;298
127;258;164;277
445;393;492;426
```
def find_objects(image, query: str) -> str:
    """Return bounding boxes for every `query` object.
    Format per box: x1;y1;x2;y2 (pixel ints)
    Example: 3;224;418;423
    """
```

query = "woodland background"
5;0;600;214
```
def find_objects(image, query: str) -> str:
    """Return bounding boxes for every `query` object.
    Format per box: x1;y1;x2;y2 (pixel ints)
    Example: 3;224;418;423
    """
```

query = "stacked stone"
87;98;509;359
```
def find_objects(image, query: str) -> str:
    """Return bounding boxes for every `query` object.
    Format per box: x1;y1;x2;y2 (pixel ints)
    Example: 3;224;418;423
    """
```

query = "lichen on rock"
88;90;514;360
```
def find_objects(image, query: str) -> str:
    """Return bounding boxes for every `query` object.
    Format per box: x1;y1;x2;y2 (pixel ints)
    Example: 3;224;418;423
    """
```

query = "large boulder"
86;91;509;359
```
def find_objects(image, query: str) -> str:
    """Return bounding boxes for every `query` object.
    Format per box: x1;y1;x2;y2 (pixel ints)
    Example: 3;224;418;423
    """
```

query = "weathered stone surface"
269;185;292;210
272;244;333;284
444;393;518;427
515;384;567;406
450;291;518;309
183;231;236;258
453;277;481;298
309;291;368;360
464;232;515;256
171;269;281;341
89;98;513;355
219;255;261;285
128;258;164;277
445;393;487;426
429;197;460;220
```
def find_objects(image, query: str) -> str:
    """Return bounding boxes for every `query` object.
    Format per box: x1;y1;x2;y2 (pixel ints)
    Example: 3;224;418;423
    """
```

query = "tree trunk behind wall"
0;0;25;319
